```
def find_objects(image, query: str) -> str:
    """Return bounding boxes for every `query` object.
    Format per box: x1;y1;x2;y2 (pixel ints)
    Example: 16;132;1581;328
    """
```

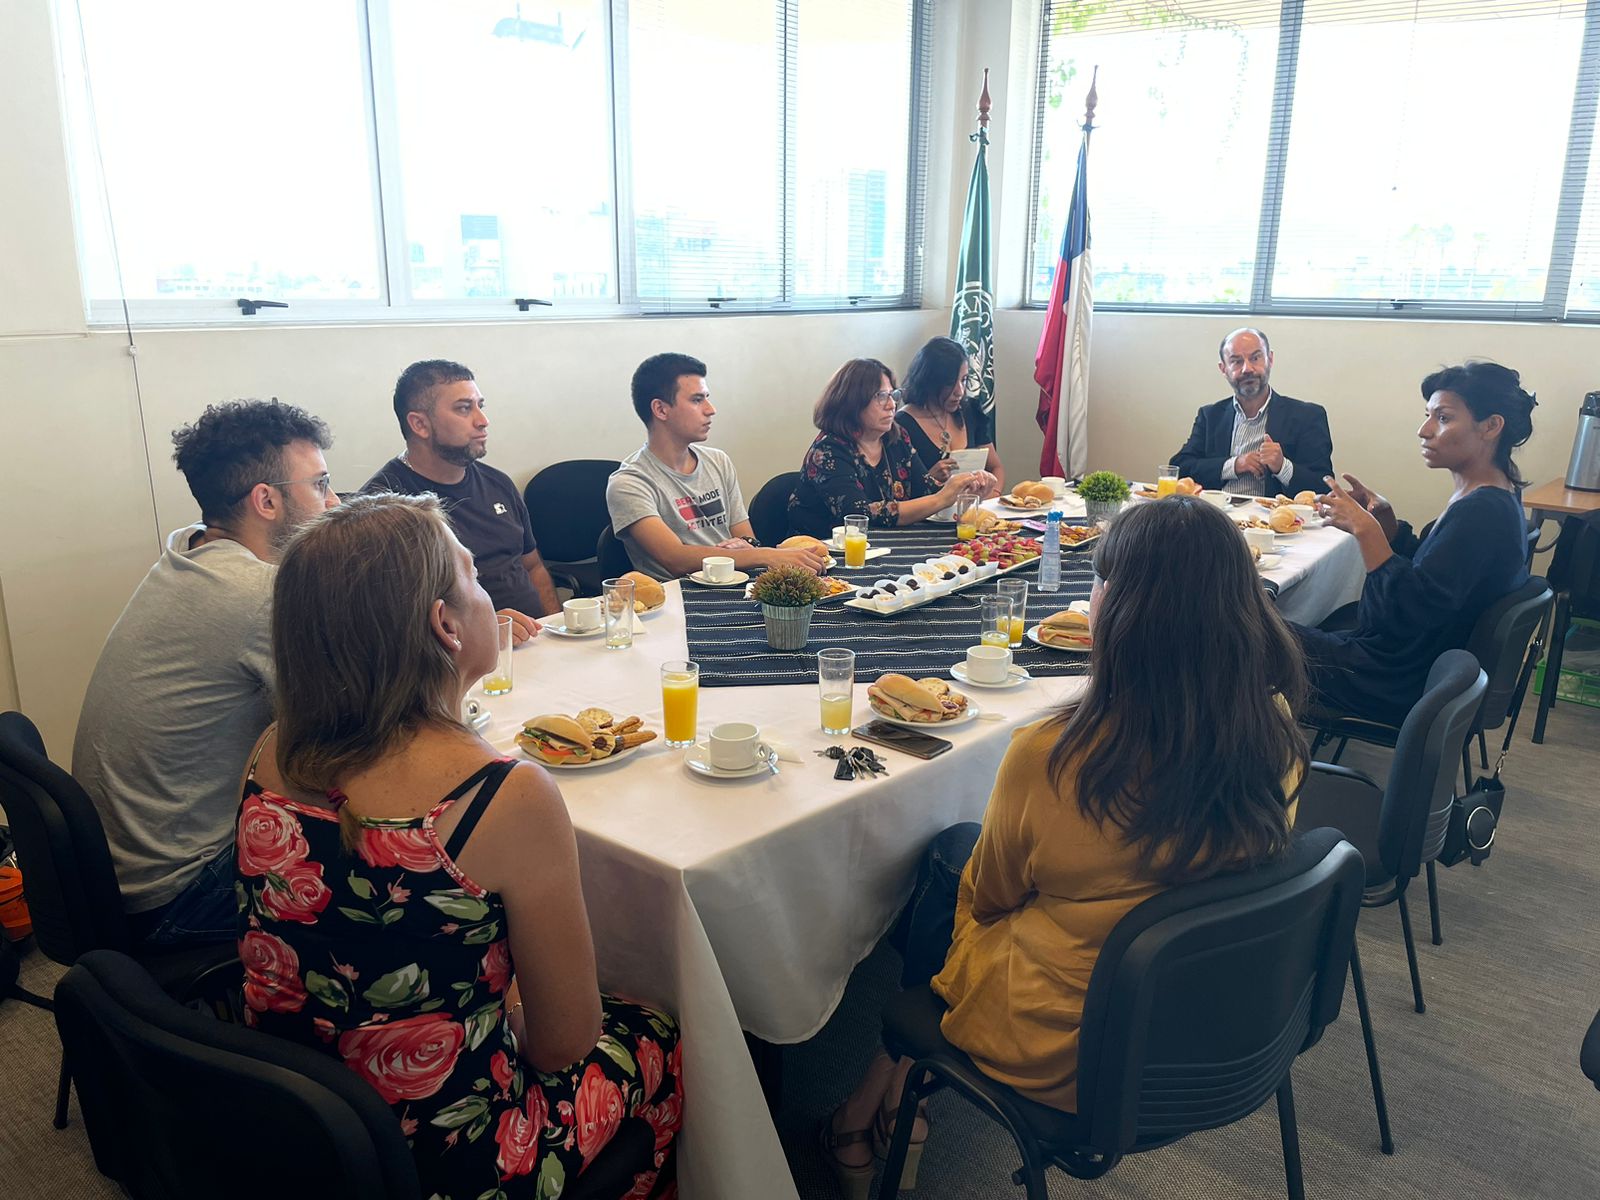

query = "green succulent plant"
1076;470;1131;503
749;564;827;607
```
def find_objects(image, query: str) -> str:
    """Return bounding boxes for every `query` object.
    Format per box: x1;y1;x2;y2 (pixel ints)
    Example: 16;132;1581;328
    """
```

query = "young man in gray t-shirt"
605;353;828;580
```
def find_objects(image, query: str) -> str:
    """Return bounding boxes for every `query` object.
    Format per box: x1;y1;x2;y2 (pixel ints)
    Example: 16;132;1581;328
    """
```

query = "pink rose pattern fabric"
236;773;681;1199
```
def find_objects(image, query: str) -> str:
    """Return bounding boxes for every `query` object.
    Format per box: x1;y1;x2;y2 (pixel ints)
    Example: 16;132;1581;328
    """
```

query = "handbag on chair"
1439;756;1503;867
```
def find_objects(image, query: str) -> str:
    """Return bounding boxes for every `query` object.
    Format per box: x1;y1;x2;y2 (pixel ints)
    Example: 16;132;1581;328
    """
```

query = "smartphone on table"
851;720;954;760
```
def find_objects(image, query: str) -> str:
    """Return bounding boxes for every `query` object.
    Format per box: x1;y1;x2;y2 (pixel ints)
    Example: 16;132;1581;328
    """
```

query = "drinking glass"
482;614;514;695
979;595;1011;647
843;511;870;568
1156;463;1181;498
997;578;1028;648
817;648;855;735
602;577;634;650
661;660;700;748
953;494;978;541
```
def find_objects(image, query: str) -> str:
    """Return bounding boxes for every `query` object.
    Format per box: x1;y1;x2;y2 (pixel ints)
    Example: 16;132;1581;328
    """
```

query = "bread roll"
1293;490;1318;505
1038;609;1092;648
1013;481;1055;505
779;534;829;555
1268;507;1303;534
623;571;666;611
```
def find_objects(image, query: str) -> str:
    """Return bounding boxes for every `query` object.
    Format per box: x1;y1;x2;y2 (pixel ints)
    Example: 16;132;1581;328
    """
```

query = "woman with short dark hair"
896;336;1004;498
1294;360;1535;726
237;493;682;1199
787;357;991;538
823;498;1306;1197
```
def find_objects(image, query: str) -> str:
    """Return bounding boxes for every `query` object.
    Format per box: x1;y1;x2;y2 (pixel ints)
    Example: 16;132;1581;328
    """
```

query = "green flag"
951;126;995;446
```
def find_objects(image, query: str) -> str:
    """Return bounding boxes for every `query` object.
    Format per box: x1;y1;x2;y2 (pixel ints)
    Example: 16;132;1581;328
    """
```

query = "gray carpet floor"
3;702;1598;1199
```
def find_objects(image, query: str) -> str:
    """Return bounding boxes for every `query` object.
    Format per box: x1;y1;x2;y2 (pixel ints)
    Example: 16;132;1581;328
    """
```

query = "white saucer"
543;622;605;638
520;742;642;769
950;662;1031;689
688;570;751;587
1256;553;1283;570
867;699;980;729
683;742;769;779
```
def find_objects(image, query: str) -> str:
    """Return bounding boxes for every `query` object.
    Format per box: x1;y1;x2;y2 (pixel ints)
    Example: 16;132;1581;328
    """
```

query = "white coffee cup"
562;597;601;631
1243;527;1276;554
832;525;848;546
707;721;772;771
1040;475;1067;497
1200;489;1232;509
701;555;735;583
965;644;1013;684
1284;503;1316;522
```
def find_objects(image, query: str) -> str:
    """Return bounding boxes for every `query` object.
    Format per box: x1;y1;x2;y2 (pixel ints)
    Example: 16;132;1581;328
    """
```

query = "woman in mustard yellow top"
824;496;1309;1198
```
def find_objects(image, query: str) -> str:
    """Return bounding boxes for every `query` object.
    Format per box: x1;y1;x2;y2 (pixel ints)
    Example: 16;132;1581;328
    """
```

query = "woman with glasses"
896;336;1005;499
787;358;992;539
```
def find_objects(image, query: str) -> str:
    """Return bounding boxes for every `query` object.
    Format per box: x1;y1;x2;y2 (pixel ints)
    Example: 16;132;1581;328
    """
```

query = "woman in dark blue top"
1293;361;1535;727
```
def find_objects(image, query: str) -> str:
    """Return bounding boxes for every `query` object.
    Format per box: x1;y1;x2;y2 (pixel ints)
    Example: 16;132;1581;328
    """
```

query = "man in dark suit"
1172;328;1334;496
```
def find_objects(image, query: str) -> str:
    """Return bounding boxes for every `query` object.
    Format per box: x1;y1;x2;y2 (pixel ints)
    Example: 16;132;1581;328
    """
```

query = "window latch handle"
514;298;552;311
236;298;288;316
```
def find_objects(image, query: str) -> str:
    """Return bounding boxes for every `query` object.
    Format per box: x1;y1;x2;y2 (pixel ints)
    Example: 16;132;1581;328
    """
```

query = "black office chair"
1532;510;1600;743
1310;577;1550;772
1298;650;1486;1015
56;950;661;1200
748;470;801;546
595;524;635;582
0;711;237;1128
523;459;620;597
878;829;1382;1200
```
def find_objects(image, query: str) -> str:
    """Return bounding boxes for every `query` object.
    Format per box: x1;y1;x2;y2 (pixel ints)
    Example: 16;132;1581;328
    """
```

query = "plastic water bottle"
1038;511;1062;593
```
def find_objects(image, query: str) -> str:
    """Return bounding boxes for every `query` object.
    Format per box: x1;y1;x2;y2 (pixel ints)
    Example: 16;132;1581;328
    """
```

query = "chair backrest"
1466;576;1552;735
595;524;635;580
1379;650;1486;877
1073;828;1363;1156
0;711;130;964
749;471;801;547
55;949;421;1200
1548;510;1600;604
522;459;621;564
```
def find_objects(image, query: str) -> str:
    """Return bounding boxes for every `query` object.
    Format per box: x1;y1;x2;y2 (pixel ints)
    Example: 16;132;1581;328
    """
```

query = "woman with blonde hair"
235;493;681;1199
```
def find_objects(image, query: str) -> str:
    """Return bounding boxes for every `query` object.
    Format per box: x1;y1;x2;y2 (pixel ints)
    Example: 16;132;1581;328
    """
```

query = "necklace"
931;408;952;453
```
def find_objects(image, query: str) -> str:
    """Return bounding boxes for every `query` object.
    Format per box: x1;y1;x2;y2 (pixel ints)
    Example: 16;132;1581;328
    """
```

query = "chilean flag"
1034;131;1092;478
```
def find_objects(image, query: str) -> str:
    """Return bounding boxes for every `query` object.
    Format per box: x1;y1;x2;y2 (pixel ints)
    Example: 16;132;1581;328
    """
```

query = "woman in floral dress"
236;493;681;1200
786;358;992;539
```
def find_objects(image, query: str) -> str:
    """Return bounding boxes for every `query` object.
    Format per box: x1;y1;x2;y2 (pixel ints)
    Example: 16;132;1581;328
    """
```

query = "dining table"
473;492;1366;1199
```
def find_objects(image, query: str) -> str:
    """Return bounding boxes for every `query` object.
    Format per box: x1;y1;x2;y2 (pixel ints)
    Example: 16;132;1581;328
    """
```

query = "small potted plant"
749;565;828;650
1077;470;1131;527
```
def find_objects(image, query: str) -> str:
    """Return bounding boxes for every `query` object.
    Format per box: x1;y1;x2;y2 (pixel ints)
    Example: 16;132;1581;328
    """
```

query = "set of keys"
815;744;889;780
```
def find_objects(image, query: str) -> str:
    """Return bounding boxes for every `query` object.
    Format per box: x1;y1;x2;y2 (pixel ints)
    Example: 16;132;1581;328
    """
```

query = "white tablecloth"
477;511;1363;1198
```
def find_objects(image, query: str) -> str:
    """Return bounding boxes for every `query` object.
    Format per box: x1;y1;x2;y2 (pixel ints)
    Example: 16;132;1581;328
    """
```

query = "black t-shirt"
361;457;540;615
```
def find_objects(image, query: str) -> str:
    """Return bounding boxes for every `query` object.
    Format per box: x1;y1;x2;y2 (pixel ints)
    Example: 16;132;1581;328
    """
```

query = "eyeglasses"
870;388;904;406
231;473;333;505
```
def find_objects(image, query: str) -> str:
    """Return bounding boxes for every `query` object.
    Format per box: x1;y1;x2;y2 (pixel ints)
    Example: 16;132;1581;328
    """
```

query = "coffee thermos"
1566;391;1600;492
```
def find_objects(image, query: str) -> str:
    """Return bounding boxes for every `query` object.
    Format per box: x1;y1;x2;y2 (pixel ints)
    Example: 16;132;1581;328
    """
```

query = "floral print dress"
786;426;938;538
236;758;683;1200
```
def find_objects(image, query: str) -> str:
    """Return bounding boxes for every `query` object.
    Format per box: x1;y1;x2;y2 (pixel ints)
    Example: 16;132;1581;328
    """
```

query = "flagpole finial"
1083;66;1098;133
977;67;992;132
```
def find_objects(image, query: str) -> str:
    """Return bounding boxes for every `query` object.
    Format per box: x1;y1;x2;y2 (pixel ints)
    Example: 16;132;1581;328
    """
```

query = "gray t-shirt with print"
605;445;749;579
73;525;276;913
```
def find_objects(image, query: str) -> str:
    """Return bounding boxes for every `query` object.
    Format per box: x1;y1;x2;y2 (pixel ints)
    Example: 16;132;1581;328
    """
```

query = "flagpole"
951;68;997;451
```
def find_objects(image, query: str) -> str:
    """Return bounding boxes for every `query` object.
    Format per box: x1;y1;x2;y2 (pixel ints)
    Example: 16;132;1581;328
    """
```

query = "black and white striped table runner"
681;525;1098;688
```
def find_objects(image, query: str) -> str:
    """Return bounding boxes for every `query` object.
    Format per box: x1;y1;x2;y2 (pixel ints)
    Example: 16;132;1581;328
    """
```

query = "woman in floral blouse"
236;493;681;1200
787;358;993;538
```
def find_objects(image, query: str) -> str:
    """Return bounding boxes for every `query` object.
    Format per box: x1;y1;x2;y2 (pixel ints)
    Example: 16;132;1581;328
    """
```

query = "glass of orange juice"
661;660;699;748
953;495;978;541
997;578;1028;648
1155;464;1180;498
483;615;514;695
818;648;855;735
843;511;870;568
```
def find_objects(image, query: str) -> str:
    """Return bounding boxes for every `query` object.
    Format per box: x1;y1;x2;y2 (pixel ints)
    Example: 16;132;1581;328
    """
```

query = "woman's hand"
1329;472;1398;542
937;470;990;503
926;457;957;486
1321;476;1393;571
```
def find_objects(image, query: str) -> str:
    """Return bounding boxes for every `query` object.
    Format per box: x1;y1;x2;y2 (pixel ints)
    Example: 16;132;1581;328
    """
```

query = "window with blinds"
1026;0;1600;321
58;0;929;323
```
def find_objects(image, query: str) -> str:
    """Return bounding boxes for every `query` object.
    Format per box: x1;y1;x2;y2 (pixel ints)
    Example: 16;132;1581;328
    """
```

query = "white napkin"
973;710;1007;722
631;612;646;635
765;738;802;763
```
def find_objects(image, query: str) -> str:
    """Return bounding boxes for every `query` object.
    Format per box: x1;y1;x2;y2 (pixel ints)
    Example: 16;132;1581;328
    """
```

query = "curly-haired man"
73;399;338;945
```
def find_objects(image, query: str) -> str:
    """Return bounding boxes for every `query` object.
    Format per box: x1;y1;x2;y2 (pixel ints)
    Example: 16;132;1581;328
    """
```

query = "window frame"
1022;0;1600;325
61;0;931;328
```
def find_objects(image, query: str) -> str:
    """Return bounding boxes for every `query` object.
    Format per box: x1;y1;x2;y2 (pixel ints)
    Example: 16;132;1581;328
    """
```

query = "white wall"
3;0;1597;762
